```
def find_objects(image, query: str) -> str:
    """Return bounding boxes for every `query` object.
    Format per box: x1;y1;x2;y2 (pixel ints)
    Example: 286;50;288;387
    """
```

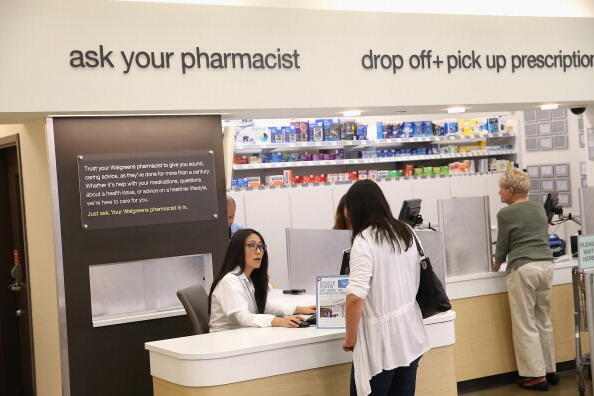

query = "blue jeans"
350;356;422;396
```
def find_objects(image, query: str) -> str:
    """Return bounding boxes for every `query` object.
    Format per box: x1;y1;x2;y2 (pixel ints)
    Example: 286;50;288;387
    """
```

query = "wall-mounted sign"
578;235;594;270
77;150;217;230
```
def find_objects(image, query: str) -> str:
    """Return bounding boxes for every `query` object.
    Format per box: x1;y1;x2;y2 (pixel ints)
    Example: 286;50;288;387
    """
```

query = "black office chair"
176;285;210;335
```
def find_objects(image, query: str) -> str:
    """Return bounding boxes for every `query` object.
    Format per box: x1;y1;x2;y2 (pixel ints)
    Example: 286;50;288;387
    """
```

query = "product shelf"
228;171;507;192
233;149;516;170
234;133;515;153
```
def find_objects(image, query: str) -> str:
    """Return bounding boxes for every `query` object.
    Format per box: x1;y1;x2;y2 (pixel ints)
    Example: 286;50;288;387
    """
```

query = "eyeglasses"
245;242;267;252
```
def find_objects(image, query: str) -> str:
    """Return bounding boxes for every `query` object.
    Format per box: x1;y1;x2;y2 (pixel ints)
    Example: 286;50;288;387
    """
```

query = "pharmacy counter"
446;255;577;382
145;294;456;396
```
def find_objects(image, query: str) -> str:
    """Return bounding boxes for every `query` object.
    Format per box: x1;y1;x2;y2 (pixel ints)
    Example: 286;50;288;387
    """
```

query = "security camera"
570;107;586;115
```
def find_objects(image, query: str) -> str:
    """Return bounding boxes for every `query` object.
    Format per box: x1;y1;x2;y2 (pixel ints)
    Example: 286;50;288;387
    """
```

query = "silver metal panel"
537;109;551;122
580;187;594;236
89;254;212;322
541;179;555;192
528;193;540;203
552;135;568;149
530;179;540;192
286;229;352;293
416;230;447;287
46;118;71;396
555;179;570;192
525;137;539;151
551;120;567;135
524;124;538;137
438;196;492;278
554;163;570;177
539;136;553;150
527;165;540;179
558;192;571;207
538;122;552;136
540;164;554;178
524;110;537;122
550;108;566;120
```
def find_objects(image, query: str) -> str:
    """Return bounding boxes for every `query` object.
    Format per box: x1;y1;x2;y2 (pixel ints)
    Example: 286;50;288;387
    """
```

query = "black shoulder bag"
411;231;451;319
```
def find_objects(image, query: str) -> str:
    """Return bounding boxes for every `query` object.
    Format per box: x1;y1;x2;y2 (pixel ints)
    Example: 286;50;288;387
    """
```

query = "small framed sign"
578;235;594;270
316;275;349;329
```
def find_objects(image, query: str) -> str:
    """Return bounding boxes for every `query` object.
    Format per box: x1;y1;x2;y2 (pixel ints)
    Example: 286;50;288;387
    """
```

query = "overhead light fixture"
447;107;465;114
342;110;362;117
540;104;558;110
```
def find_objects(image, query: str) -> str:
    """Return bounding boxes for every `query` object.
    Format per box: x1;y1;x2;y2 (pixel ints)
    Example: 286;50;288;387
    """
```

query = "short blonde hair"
499;168;530;195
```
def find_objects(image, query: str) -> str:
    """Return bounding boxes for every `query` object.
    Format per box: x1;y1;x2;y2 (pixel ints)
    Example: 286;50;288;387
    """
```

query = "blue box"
402;122;414;138
270;127;283;143
413;121;423;137
376;122;384;139
445;121;458;134
357;124;367;140
284;126;297;143
423;121;433;137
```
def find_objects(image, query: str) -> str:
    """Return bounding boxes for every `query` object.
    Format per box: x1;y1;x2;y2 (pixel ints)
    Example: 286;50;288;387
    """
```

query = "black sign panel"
77;150;217;229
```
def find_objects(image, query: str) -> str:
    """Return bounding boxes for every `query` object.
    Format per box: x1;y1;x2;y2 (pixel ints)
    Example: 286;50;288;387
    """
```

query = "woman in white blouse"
209;228;315;332
343;180;431;396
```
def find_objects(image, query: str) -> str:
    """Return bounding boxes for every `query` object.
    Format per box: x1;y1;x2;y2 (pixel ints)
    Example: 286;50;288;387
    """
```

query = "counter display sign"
316;275;349;329
578;235;594;270
77;150;218;230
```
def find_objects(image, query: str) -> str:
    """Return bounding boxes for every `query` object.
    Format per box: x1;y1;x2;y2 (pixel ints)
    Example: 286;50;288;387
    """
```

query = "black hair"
344;179;413;252
209;228;269;314
333;194;351;230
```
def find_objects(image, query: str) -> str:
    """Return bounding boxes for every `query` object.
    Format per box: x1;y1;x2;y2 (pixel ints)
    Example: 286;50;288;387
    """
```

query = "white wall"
234;172;503;288
128;0;594;17
0;122;61;396
1;2;594;115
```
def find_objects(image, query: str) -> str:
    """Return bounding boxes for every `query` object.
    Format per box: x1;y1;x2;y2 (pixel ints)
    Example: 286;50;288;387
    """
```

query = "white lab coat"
209;268;296;332
346;227;431;396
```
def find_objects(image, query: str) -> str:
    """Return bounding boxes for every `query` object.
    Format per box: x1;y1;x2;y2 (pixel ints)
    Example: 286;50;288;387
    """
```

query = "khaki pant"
506;261;556;377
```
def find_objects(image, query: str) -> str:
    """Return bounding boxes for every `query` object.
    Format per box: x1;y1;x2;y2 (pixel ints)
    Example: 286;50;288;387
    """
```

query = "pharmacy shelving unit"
232;132;517;183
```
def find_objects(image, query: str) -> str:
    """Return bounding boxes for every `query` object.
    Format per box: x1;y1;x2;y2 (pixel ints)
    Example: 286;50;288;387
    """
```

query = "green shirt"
495;200;553;273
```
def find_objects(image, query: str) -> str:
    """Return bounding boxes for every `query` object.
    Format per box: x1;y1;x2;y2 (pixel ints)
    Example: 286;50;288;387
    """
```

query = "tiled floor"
463;372;591;396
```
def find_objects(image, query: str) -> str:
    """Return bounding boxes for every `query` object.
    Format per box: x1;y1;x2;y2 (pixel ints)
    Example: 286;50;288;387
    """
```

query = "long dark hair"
333;194;351;230
344;180;413;252
209;229;269;314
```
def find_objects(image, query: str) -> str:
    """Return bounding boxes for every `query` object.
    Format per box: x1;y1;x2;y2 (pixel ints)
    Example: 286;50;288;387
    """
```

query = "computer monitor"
398;199;423;227
339;249;351;275
543;192;561;225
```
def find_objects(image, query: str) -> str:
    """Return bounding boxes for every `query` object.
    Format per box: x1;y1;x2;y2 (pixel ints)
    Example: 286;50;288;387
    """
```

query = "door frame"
0;133;36;394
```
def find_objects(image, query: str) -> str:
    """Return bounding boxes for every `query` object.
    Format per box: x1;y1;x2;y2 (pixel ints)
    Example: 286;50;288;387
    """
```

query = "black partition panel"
51;116;228;396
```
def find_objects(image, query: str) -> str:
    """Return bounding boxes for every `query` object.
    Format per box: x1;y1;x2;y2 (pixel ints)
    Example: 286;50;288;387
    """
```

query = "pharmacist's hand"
295;305;316;315
343;337;356;352
272;315;305;328
492;261;502;272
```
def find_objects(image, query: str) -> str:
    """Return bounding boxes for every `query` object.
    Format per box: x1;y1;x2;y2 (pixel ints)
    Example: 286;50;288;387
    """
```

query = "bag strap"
404;224;428;262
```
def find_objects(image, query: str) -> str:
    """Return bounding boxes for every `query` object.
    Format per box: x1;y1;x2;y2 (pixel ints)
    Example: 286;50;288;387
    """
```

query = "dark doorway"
0;136;35;396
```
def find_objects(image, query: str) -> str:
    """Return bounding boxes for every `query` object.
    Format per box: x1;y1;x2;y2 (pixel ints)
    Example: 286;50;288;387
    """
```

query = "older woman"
493;168;557;391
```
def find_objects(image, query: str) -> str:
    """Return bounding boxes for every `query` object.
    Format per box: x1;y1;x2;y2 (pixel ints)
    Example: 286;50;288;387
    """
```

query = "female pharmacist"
209;228;315;332
493;169;558;390
342;180;430;396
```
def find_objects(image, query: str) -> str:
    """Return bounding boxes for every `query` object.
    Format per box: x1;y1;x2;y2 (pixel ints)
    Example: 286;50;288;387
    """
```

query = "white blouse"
209;268;297;333
346;226;431;396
